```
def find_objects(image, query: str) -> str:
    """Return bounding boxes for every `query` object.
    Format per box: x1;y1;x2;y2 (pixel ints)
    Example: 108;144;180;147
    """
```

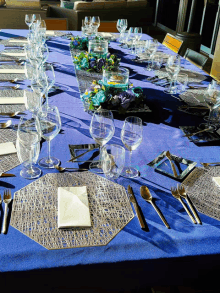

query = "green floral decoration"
70;36;88;51
73;52;120;73
81;80;145;114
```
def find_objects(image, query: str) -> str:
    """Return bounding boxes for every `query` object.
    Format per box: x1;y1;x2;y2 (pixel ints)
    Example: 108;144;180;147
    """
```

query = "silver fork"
2;189;12;234
170;187;196;224
177;184;202;224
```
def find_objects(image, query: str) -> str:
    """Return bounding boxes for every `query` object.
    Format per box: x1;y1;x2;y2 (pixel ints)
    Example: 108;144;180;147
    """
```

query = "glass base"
20;166;41;179
38;156;60;169
121;167;139;178
89;161;103;174
164;86;177;94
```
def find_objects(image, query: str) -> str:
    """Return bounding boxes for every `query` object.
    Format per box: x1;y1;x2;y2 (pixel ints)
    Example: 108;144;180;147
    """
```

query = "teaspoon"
140;186;170;229
54;165;88;172
0;119;12;128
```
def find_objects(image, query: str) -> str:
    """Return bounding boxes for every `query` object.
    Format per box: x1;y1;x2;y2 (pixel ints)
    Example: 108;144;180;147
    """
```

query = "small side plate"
148;151;197;180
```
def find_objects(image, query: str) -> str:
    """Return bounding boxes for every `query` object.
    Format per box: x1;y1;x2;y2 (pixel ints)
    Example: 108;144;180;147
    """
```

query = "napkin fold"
1;52;26;57
46;31;55;36
99;32;113;38
0;69;25;74
58;186;91;228
9;39;28;44
0;96;25;104
0;142;16;155
213;177;220;187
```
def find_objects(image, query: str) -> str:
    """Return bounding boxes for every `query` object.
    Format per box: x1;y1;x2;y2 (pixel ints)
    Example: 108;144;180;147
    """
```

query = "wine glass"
39;63;55;107
134;27;142;42
84;16;91;28
117;19;127;42
25;14;34;29
24;89;41;117
164;55;181;94
128;27;136;53
203;89;220;129
121;116;142;178
16;117;41;179
91;16;100;29
89;109;115;173
36;105;61;168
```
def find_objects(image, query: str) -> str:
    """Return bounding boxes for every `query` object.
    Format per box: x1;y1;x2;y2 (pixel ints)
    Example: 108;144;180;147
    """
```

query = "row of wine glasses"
82;16;100;37
89;109;142;179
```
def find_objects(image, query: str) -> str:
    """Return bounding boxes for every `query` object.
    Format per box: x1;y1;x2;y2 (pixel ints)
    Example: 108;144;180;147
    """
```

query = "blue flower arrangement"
73;52;120;73
81;80;145;113
70;36;88;50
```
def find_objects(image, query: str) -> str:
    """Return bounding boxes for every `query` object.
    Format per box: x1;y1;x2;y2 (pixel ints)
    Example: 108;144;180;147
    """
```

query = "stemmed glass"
84;16;91;28
117;19;127;42
36;105;61;168
128;27;136;53
164;55;181;94
40;63;55;107
203;89;220;129
16;117;41;179
24;89;41;117
25;14;34;29
91;16;100;36
121;116;142;178
89;109;115;173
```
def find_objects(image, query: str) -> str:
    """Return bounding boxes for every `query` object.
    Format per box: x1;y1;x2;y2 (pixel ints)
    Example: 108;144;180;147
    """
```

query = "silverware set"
171;185;201;224
0;189;12;234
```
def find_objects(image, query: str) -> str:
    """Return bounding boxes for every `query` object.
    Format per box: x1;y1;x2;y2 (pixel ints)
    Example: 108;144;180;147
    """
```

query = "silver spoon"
54;165;88;172
0;119;12;128
0;78;19;83
0;111;26;117
140;186;170;229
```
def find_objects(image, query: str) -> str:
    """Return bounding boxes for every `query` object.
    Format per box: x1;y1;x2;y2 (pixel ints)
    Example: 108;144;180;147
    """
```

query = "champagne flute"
16;117;41;179
36;105;61;168
121;116;142;178
89;109;115;173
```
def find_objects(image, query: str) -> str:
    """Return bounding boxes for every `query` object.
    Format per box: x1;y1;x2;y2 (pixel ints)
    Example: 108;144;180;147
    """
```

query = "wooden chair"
184;48;208;69
98;21;118;33
162;33;183;53
44;18;68;30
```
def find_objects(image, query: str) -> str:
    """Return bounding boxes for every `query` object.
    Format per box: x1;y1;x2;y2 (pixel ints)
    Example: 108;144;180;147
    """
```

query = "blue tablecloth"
0;30;219;291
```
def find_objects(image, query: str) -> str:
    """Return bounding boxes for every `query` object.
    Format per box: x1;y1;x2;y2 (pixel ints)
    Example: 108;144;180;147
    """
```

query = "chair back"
162;33;183;53
45;18;68;30
184;48;208;69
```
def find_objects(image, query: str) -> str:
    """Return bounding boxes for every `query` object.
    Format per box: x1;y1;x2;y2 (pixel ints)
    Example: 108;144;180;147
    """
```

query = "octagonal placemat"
11;172;134;249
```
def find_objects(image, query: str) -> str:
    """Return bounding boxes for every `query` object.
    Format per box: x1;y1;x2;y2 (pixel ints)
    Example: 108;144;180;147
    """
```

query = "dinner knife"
0;173;15;177
127;185;145;229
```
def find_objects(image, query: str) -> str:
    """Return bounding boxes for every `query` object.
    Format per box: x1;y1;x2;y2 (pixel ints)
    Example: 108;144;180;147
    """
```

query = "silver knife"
128;185;145;229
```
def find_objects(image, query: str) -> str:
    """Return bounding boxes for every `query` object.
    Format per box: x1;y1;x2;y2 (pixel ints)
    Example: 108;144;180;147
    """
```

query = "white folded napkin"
213;177;220;187
9;39;28;44
0;142;16;155
0;69;25;74
46;31;55;36
1;52;26;57
58;186;91;228
0;96;25;104
99;32;113;38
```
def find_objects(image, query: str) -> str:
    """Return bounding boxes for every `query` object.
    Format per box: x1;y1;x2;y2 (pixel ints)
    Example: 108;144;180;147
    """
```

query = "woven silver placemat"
182;166;220;221
0;37;27;47
0;62;26;80
155;67;207;83
0;128;20;174
0;89;26;112
11;172;134;249
179;88;207;106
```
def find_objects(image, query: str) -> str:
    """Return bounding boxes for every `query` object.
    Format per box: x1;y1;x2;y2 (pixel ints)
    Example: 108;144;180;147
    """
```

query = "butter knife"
0;173;15;177
128;185;145;229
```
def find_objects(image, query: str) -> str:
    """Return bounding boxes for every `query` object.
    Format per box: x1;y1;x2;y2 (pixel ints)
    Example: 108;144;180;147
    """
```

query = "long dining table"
0;29;220;292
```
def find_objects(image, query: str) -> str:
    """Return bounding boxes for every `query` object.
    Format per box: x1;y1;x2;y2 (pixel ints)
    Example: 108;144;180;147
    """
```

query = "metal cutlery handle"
68;149;94;162
183;127;212;138
2;203;9;234
151;201;170;229
185;196;202;224
167;158;178;177
178;197;196;224
132;201;145;228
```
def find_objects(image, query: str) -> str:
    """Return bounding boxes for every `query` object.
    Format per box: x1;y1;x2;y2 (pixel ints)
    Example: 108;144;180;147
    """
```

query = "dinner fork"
170;187;196;224
2;189;12;234
177;184;202;224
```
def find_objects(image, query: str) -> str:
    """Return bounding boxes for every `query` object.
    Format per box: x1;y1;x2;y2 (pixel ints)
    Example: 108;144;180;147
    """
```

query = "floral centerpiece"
73;52;120;73
81;80;146;114
70;36;89;51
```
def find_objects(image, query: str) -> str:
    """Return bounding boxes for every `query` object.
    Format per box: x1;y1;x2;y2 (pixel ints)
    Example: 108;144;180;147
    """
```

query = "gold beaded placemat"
11;172;134;249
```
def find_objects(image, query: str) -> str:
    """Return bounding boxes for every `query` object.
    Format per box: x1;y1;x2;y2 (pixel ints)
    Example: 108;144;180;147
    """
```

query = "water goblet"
121;116;143;178
89;109;115;173
134;27;142;42
24;89;41;117
84;16;92;28
25;14;34;29
203;89;220;128
36;105;61;168
91;16;100;30
101;144;125;180
117;19;127;42
175;73;188;94
16;117;41;179
164;55;181;94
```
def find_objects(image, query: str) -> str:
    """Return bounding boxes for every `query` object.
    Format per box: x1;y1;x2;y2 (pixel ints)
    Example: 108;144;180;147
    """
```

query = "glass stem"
128;150;132;173
47;140;52;163
99;145;103;167
44;90;49;108
208;108;213;127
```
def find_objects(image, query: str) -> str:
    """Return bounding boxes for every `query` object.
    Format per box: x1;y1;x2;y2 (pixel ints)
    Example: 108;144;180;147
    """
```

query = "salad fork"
170;187;196;224
177;184;202;224
2;189;12;234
